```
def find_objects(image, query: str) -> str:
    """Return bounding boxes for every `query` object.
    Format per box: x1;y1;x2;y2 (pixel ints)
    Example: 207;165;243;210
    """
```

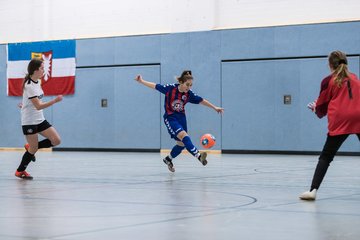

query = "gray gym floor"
0;151;359;240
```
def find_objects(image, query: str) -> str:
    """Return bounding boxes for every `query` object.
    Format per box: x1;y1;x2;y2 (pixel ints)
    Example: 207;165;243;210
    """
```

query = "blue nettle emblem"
202;138;209;145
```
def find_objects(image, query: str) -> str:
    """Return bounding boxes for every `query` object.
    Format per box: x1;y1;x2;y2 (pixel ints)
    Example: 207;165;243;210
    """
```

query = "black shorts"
22;120;52;135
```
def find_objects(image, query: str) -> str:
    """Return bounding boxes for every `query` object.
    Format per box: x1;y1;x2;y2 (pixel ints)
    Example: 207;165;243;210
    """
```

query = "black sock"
17;151;34;172
38;139;53;149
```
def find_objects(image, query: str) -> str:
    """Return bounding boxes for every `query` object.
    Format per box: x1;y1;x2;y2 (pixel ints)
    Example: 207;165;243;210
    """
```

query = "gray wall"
1;21;360;152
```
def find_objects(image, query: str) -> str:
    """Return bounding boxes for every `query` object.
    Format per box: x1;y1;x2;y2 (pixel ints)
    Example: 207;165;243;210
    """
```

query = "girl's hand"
215;107;224;114
307;101;316;112
135;75;143;83
55;95;63;103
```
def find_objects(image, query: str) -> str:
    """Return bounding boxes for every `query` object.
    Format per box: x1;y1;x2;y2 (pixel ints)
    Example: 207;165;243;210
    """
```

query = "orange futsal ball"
200;134;216;149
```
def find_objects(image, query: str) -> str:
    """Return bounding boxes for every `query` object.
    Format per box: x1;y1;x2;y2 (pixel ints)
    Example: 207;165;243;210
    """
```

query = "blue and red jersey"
315;72;360;136
155;83;203;117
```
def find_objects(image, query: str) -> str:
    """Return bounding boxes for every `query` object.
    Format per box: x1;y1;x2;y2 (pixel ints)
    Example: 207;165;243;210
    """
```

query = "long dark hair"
176;70;193;84
328;51;349;87
22;58;43;91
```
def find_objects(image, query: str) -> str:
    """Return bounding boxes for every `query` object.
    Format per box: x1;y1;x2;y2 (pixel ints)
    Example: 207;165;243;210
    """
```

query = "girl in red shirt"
300;51;360;200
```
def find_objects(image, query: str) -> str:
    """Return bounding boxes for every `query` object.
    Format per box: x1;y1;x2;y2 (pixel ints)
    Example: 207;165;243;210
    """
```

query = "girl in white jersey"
15;58;63;180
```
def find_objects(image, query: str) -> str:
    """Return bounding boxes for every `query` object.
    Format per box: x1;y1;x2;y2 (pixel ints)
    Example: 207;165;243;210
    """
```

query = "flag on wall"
7;40;76;96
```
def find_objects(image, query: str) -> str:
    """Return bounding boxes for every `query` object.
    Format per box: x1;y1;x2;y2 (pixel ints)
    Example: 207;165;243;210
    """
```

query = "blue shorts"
164;115;187;141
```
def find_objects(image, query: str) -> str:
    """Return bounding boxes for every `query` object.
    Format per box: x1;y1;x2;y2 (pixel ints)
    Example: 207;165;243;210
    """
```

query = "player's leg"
300;134;348;200
176;131;207;166
24;120;59;157
38;121;61;148
176;115;207;165
15;133;38;180
163;141;186;172
171;141;185;159
162;117;185;172
310;134;348;190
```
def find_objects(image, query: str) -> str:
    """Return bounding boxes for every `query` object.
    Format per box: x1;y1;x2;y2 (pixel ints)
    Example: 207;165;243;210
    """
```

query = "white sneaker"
299;189;317;201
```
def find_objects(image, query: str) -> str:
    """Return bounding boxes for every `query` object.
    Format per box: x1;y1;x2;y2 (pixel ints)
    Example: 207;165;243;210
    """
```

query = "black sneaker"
198;152;208;166
163;156;175;172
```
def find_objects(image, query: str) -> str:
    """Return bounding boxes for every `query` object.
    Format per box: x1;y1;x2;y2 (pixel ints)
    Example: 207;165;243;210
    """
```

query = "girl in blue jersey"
135;70;224;172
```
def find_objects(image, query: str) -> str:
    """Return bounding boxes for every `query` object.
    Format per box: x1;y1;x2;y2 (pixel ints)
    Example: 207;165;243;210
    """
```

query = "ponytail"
328;51;349;87
22;58;43;91
176;70;193;84
333;63;349;87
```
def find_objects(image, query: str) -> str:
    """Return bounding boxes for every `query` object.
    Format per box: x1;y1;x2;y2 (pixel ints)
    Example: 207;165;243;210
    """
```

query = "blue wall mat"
221;22;360;60
0;69;23;147
53;67;117;148
114;65;161;149
77;35;161;67
0;45;6;69
76;38;117;67
221;27;276;60
187;31;222;151
159;33;193;150
222;56;360;151
1;21;360;152
295;22;360;56
114;36;162;65
0;45;22;147
159;31;223;151
222;60;278;150
53;65;161;149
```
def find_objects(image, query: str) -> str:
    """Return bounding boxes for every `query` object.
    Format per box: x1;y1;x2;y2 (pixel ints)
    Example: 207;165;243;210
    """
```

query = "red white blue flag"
7;40;76;96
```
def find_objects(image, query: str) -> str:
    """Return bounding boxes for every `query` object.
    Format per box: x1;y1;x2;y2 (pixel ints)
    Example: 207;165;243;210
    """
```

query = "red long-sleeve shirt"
315;72;360;136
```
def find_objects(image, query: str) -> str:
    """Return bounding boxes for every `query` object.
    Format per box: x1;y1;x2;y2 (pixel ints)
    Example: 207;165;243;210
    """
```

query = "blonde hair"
328;51;349;87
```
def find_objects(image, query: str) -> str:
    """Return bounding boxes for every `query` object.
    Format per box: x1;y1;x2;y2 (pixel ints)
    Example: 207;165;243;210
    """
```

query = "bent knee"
28;146;38;154
176;131;188;141
176;141;185;147
51;137;61;146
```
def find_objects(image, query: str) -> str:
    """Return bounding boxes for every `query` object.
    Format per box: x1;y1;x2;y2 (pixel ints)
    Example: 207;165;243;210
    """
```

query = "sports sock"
170;145;185;159
17;151;34;172
182;136;200;158
38;139;53;149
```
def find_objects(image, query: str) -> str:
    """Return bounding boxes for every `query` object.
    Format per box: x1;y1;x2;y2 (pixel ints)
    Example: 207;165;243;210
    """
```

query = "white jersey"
21;79;45;125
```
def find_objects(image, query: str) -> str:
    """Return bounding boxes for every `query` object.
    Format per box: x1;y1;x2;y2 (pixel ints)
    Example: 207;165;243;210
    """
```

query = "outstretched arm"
200;99;224;114
31;95;63;110
134;75;156;89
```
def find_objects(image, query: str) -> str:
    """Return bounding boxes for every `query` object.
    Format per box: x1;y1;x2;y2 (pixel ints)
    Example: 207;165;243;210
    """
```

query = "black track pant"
310;133;360;191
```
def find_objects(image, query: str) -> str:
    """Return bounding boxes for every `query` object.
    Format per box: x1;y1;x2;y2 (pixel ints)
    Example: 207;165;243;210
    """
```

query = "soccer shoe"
24;143;36;162
163;157;175;172
15;170;33;180
299;189;317;201
198;152;208;166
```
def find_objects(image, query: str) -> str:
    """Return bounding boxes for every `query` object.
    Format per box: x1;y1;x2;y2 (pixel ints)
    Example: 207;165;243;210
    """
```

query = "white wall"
1;0;360;44
215;0;360;30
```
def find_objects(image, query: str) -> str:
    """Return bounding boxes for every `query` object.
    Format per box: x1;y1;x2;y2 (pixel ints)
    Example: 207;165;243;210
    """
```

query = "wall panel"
1;22;360;153
222;56;360;151
53;65;161;149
